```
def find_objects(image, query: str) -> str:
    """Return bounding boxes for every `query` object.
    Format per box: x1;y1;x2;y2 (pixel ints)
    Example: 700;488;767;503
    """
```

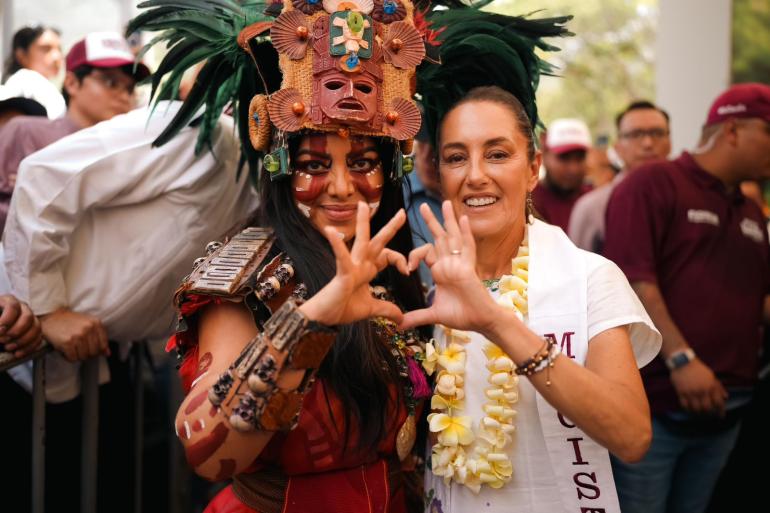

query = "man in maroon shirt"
604;83;770;513
531;117;592;232
0;32;148;232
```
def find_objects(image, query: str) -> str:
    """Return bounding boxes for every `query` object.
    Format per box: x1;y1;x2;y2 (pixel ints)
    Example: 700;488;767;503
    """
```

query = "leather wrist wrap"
209;298;337;432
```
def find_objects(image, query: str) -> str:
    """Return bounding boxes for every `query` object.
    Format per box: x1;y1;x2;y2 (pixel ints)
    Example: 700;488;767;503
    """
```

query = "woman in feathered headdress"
129;0;581;511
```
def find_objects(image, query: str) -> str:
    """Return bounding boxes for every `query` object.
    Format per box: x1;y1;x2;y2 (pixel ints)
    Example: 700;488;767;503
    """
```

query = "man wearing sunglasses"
0;32;148;232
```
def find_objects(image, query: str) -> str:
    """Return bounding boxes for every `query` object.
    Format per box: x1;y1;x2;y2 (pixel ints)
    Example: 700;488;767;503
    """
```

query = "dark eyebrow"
484;137;513;147
441;142;467;152
347;146;379;159
296;149;331;160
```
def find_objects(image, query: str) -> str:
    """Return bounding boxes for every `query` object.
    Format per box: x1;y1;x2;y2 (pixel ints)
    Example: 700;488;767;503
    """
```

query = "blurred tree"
488;0;658;143
732;0;770;84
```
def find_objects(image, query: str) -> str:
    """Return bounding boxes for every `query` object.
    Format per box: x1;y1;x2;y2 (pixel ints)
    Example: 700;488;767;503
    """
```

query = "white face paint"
296;202;312;218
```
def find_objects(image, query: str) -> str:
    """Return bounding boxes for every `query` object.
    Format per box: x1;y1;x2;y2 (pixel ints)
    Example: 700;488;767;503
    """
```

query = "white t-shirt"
1;69;66;119
426;251;659;513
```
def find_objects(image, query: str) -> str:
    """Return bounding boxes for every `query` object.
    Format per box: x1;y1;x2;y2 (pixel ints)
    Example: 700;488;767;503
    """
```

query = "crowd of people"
1;2;768;513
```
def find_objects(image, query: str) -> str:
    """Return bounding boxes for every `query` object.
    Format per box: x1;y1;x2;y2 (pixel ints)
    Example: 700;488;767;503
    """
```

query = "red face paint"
215;459;237;481
293;172;328;203
308;133;328;155
197;352;212;374
184;389;210;415
184;422;229;467
209;405;219;418
350;168;384;202
192;419;206;433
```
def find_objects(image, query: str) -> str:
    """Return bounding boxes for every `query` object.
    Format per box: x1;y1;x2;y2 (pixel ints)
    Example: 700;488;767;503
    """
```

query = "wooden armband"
208;299;337;432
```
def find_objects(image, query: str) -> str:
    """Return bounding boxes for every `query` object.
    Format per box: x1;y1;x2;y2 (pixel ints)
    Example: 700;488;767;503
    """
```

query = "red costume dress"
169;241;429;513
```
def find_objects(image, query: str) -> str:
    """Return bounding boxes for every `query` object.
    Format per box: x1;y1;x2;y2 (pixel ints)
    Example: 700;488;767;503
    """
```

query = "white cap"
545;118;591;154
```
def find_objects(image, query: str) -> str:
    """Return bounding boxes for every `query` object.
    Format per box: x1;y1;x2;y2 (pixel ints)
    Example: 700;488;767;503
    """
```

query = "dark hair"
615;100;670;131
259;135;426;451
3;25;61;81
442;85;536;161
61;65;94;106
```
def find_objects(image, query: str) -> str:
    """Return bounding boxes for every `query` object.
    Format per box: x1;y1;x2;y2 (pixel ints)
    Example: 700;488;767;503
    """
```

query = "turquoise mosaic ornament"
264;146;291;181
329;11;373;59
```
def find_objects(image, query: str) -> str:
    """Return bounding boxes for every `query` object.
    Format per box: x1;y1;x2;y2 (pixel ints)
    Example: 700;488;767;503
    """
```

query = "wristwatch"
665;348;696;371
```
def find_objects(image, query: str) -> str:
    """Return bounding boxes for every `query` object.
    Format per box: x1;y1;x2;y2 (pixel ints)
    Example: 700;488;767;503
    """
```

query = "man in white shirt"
1;101;257;512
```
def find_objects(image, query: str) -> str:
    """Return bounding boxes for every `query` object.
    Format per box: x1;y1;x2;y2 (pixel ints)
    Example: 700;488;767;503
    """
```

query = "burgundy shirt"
531;180;591;233
0;114;80;232
604;152;770;414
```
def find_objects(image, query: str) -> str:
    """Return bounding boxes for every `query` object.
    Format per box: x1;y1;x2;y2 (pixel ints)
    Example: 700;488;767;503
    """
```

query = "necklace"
424;235;529;493
481;278;501;291
370;285;432;461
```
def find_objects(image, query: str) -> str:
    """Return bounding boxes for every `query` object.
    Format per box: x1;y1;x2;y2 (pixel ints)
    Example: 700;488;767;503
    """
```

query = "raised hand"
400;201;502;333
298;202;409;326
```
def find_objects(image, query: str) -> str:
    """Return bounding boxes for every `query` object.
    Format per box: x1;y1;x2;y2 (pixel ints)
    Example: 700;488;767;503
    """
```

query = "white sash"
528;220;621;513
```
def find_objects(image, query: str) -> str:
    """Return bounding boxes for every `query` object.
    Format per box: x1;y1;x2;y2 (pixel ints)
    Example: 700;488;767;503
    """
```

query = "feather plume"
128;0;275;165
416;8;572;143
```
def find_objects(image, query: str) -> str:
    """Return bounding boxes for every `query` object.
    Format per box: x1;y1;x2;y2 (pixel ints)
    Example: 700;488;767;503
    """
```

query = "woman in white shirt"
400;85;662;513
2;25;65;118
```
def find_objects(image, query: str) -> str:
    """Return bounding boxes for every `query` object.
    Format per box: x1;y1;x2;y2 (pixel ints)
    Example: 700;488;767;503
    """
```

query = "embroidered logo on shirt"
740;218;765;243
687;209;720;226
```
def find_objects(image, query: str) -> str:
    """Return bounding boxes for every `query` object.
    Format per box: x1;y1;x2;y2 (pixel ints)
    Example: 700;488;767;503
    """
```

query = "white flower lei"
423;236;529;493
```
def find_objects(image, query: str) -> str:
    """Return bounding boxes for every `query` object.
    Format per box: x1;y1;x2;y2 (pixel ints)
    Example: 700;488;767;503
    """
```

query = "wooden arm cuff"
209;299;336;432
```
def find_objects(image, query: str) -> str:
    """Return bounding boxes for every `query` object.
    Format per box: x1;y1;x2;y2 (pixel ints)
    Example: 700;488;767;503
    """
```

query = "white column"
656;0;733;154
1;0;15;78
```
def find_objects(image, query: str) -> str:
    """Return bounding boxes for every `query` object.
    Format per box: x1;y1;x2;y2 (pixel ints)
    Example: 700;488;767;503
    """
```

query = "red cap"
66;32;150;80
705;83;770;126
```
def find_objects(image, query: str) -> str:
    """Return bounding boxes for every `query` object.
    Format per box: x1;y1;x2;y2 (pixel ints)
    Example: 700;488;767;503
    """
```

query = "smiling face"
292;133;384;241
439;101;540;243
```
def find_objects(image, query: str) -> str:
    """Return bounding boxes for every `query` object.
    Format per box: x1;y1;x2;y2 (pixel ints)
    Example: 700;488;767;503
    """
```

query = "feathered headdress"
128;0;570;180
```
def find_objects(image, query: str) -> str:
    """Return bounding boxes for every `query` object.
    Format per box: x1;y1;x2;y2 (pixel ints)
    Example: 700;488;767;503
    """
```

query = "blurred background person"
532;118;592;232
0;31;148;232
569;100;671;253
404;130;443;288
1;25;65;119
0;94;47;128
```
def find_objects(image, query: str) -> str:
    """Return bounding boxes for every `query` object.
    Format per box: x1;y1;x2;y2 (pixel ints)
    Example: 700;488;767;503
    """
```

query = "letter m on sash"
544;332;575;359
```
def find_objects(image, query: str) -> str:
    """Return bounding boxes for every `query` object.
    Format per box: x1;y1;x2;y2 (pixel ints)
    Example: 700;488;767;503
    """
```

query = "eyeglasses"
619;128;669;141
88;71;136;95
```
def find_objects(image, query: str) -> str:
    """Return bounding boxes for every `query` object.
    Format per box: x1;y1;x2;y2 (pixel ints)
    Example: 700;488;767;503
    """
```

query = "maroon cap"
706;83;770;126
66;32;150;80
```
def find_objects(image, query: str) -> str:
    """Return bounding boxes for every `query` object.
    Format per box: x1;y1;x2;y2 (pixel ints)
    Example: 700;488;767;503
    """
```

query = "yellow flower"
442;326;471;344
436;371;464;397
428;413;474;446
483;342;505;360
438;343;466;373
422;339;438;375
499;274;527;292
431;394;464;411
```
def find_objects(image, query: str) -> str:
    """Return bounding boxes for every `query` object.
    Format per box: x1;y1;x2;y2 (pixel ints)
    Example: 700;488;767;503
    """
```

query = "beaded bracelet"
514;337;558;385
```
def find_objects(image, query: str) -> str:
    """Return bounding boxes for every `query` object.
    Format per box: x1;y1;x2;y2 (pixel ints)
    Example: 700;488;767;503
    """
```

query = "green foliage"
489;0;658;142
732;0;770;84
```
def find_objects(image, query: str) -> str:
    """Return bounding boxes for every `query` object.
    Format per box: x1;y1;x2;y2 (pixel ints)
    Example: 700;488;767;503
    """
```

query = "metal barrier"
0;342;174;513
